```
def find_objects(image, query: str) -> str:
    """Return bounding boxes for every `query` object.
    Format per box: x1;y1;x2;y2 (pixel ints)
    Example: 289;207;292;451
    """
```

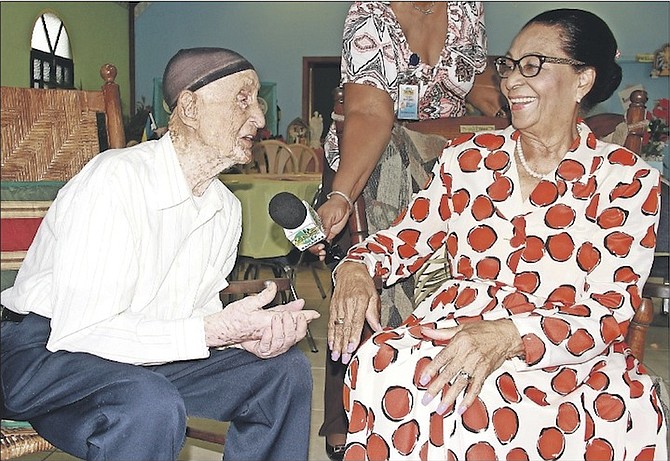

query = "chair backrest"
287;143;322;172
584;89;648;155
245;140;297;174
403;115;511;139
1;64;126;181
1;64;126;282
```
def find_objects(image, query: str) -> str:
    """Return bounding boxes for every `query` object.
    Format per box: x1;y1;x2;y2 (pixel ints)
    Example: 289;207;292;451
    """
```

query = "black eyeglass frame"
494;54;586;78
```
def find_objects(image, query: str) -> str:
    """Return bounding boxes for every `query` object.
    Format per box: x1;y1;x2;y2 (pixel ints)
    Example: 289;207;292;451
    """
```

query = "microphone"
268;192;346;264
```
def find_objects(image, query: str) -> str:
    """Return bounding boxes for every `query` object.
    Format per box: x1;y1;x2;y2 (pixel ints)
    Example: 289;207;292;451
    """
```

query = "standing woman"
313;2;505;459
330;8;666;460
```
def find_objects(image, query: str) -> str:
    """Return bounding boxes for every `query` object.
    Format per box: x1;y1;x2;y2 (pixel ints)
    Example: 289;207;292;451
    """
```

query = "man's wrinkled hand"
204;281;320;353
239;310;313;358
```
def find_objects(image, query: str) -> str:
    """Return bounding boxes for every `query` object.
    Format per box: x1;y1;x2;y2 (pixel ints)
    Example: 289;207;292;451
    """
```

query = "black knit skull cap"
163;47;255;110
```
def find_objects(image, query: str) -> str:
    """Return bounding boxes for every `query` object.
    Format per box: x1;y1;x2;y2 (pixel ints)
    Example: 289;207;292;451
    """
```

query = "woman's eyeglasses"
494;54;586;78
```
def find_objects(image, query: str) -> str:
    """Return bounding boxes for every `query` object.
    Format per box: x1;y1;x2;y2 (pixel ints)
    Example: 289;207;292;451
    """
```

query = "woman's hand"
418;319;524;416
328;261;382;363
318;196;351;241
306;196;351;260
306;242;327;261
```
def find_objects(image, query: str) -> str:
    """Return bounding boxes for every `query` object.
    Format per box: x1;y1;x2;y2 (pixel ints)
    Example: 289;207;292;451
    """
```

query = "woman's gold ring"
334;318;345;325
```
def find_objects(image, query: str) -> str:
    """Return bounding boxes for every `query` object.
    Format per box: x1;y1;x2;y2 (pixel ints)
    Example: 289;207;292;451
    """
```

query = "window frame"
30;12;74;89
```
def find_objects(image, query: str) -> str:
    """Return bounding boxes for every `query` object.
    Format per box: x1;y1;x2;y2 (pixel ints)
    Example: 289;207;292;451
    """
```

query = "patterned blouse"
325;1;487;170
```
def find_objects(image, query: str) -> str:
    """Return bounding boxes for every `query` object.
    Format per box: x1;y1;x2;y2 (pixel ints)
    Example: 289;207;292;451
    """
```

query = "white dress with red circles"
342;123;667;461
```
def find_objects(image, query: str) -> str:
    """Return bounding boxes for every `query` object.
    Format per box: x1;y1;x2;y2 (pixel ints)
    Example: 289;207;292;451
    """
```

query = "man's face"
194;69;265;168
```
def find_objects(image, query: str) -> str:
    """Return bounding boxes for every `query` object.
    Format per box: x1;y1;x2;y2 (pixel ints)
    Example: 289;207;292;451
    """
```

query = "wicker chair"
1;64;126;182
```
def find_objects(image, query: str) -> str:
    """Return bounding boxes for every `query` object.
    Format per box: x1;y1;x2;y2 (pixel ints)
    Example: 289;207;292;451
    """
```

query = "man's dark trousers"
1;313;312;461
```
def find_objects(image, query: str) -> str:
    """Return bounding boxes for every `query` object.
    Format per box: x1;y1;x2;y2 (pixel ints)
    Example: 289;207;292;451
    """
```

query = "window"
30;12;73;89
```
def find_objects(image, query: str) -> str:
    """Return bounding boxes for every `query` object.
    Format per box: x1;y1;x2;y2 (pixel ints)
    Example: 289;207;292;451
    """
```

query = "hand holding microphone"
268;192;346;264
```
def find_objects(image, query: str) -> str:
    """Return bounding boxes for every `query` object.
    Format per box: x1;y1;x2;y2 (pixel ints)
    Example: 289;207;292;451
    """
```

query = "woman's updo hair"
525;9;622;112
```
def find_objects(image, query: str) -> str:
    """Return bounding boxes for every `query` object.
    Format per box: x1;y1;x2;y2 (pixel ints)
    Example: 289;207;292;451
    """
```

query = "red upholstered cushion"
1;181;63;281
1;201;52;270
1;217;44;252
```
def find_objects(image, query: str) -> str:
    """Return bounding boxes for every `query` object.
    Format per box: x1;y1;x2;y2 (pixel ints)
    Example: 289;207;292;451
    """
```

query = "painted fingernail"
331;351;340;361
419;373;431;386
436;403;449;415
341;353;351;364
347;342;356;353
457;405;467;416
421;393;434;406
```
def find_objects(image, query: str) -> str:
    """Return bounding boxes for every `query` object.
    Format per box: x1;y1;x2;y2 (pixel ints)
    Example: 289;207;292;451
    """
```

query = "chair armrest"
219;278;290;298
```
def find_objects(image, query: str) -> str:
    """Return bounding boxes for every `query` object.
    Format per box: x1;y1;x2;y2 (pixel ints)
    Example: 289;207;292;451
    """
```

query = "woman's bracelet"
326;190;353;213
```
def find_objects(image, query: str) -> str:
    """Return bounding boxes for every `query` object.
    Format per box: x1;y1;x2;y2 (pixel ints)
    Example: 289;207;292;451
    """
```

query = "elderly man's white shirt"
1;135;242;365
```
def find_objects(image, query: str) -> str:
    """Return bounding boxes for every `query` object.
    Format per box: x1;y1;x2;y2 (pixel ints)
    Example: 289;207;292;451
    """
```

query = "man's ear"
175;90;199;129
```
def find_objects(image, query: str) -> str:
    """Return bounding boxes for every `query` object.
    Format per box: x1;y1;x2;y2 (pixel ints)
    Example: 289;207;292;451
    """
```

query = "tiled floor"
11;263;669;461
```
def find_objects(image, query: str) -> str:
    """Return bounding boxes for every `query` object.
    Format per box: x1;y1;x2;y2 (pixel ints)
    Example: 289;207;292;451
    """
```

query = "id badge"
397;83;419;120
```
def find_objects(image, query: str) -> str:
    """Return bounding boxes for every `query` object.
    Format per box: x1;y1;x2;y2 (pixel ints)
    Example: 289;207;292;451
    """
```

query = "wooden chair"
344;89;659;362
585;89;664;362
287;143;322;172
1;65;127;282
245;139;297;174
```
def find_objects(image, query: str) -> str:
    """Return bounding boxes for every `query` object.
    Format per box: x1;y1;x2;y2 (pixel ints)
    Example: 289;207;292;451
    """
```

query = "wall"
2;2;666;135
134;1;351;136
485;2;670;114
135;2;668;136
0;2;131;118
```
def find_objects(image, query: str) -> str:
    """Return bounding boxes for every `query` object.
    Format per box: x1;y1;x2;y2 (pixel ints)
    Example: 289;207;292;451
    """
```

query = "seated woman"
328;8;667;460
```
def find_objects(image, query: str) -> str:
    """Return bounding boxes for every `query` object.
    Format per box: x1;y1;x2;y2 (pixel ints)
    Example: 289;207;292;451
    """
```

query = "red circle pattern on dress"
342;127;664;460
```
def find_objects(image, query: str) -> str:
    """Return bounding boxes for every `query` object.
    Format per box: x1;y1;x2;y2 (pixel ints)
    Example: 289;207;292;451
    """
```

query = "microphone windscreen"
268;192;307;229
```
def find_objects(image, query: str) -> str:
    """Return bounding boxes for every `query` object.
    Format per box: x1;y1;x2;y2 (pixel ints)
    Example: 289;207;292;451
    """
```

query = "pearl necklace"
411;1;436;15
515;138;547;179
515;126;582;180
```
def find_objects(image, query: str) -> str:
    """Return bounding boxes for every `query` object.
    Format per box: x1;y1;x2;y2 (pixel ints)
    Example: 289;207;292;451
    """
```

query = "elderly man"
1;48;319;461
